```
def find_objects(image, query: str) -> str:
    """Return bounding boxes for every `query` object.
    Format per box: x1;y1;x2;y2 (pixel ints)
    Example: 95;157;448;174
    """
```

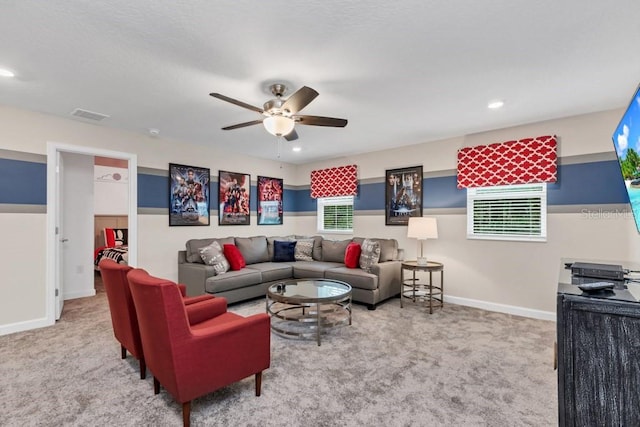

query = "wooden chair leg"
153;377;160;395
182;401;191;427
139;358;146;380
121;345;126;359
255;371;262;396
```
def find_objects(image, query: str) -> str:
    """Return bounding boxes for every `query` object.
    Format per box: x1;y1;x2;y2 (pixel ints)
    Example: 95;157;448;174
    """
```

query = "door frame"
46;142;138;325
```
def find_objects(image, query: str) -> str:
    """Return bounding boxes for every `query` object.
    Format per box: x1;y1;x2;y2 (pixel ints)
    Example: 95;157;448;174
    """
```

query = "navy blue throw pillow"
273;240;296;262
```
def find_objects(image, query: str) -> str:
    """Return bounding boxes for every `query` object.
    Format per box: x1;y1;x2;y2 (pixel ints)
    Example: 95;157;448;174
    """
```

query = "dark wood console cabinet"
557;261;640;426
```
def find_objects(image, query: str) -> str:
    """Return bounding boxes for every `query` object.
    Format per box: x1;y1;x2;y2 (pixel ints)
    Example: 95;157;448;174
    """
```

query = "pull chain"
276;135;283;169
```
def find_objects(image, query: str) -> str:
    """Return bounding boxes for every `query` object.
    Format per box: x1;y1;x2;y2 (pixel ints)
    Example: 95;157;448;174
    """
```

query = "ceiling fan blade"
210;93;263;113
281;86;319;114
221;119;263;130
284;129;299;141
296;115;348;127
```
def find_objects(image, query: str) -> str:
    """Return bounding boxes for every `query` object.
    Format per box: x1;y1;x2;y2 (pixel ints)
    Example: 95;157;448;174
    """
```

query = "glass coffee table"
266;279;352;346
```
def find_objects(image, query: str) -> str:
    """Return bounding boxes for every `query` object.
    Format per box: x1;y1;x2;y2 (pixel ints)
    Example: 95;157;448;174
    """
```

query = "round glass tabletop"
267;279;351;303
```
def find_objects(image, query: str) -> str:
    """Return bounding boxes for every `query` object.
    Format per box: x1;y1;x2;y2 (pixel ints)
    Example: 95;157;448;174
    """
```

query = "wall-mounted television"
612;83;640;233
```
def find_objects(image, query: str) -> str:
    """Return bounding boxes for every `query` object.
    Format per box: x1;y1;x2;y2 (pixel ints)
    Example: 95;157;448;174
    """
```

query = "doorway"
46;142;137;324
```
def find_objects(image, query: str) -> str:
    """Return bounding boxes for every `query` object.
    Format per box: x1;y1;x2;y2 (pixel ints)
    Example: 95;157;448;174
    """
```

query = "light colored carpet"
0;277;557;426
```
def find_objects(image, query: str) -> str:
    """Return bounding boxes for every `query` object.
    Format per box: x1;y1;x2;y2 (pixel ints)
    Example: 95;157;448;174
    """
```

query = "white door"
61;153;95;301
55;151;64;319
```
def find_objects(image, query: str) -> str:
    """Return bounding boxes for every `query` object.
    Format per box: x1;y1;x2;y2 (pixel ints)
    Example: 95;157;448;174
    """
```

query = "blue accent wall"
355;182;384;210
0;159;46;205
424;176;467;208
0;158;629;211
137;173;168;208
547;160;628;205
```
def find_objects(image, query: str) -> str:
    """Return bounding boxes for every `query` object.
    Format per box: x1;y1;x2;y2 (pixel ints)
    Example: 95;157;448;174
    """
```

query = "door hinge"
55;226;59;235
55;288;59;297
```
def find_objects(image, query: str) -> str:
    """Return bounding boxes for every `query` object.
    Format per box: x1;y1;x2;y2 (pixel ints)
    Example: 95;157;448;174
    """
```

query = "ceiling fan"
210;83;348;141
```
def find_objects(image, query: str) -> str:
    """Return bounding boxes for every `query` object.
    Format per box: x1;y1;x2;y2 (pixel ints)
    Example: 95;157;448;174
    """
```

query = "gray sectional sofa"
177;235;403;309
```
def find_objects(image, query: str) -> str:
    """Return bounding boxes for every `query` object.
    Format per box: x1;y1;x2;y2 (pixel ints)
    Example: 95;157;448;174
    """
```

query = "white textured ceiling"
1;1;639;164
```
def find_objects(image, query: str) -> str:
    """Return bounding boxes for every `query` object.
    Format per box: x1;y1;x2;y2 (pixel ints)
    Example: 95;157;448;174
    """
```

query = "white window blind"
467;183;547;242
317;196;354;233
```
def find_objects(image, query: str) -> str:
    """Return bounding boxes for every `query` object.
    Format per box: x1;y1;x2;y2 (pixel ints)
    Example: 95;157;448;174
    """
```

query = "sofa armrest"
185;297;228;325
370;260;401;288
178;262;216;296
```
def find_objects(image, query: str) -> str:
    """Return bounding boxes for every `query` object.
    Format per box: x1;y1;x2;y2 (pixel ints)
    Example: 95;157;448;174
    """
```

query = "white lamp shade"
263;116;295;136
407;217;438;240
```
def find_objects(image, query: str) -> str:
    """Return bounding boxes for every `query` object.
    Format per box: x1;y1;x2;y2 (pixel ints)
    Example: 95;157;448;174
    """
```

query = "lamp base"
416;257;428;266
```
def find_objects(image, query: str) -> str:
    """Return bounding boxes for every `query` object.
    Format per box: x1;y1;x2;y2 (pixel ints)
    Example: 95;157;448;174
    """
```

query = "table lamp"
407;217;438;266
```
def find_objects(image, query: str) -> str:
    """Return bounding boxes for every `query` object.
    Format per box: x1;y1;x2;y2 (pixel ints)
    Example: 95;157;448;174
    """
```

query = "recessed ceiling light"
0;68;15;78
292;146;302;152
488;100;505;109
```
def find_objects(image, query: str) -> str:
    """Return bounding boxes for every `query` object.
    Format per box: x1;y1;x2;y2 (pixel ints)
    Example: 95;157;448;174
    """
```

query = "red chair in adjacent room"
98;259;214;379
126;268;270;427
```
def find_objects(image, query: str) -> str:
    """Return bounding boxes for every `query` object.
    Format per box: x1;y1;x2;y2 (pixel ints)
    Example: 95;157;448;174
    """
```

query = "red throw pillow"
223;244;246;270
104;228;115;247
344;242;362;269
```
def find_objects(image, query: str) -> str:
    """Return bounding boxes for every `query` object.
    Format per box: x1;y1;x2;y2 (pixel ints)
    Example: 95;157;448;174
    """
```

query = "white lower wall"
0;214;47;328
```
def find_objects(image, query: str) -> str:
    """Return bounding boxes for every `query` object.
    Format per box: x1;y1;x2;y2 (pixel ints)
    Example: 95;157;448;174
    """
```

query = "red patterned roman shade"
457;135;557;189
310;165;358;198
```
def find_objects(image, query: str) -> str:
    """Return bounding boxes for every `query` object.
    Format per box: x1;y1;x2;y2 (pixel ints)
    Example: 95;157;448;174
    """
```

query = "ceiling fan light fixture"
263;115;295;136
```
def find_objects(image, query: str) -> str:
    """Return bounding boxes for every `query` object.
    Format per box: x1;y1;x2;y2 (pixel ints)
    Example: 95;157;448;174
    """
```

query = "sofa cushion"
186;237;234;263
352;237;398;261
359;239;381;272
199;241;230;275
322;239;351;263
245;262;293;282
344;242;362;269
325;267;379;291
293;261;344;279
294;238;314;261
273;240;296;262
223;244;246;271
205;268;263;293
267;236;294;260
235;236;269;265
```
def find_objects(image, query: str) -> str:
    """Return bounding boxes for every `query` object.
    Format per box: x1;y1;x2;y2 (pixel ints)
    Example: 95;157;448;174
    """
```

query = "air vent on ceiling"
70;108;110;121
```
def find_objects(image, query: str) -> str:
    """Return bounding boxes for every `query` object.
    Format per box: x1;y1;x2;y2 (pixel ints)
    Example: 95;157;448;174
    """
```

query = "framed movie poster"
169;163;210;226
218;170;251;225
257;176;283;225
385;165;423;225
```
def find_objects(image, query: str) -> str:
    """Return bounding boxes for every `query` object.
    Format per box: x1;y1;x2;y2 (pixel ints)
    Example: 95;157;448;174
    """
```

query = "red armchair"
99;259;215;379
126;268;270;427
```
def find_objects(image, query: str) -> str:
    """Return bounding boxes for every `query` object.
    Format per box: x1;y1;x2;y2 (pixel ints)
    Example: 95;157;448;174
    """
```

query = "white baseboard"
444;295;556;321
63;289;96;300
0;317;52;336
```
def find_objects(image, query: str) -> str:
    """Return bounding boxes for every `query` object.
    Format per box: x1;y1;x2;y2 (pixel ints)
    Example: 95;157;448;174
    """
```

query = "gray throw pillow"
359;238;381;272
199;241;230;275
294;238;314;261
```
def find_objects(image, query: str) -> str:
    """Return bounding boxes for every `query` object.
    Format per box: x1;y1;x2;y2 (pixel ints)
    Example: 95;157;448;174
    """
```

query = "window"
467;183;547;242
317;196;354;233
